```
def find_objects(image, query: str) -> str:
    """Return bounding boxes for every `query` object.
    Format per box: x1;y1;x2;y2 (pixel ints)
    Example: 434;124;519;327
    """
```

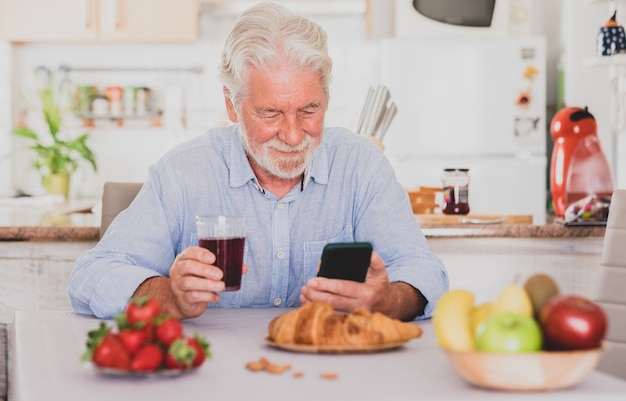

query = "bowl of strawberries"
82;297;210;377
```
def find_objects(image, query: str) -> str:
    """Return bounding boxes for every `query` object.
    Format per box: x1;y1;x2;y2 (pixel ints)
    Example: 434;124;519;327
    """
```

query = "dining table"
8;308;626;401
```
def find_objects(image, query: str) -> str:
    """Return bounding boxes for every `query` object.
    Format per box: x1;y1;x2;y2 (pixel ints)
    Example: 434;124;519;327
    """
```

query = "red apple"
540;295;608;350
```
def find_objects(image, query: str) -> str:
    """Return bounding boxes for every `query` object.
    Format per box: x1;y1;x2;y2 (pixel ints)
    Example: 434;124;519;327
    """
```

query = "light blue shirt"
68;125;448;319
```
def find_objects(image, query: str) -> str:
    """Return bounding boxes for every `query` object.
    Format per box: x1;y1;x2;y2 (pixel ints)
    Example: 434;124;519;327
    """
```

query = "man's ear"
223;87;238;123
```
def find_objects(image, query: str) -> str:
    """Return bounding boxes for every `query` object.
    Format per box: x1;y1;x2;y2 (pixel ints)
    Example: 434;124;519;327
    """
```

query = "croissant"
268;301;422;346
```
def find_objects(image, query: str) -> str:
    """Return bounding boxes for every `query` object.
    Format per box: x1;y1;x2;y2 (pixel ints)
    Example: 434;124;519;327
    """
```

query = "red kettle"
549;106;614;217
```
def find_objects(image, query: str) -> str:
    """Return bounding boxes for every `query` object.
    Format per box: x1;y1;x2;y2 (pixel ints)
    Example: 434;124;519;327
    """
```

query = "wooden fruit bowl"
443;348;603;391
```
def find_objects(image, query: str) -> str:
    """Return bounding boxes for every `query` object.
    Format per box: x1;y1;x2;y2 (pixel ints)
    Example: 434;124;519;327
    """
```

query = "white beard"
239;124;320;180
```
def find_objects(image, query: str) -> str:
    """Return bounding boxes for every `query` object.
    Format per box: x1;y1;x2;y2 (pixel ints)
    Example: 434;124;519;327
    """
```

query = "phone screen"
317;242;373;282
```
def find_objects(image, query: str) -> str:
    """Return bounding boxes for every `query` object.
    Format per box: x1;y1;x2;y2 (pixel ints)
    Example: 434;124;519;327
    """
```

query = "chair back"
593;189;626;380
100;182;143;238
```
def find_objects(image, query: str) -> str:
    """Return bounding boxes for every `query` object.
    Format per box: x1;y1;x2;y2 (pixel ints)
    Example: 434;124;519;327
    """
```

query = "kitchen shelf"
584;0;618;5
76;113;157;121
198;0;366;16
64;66;204;74
584;54;626;67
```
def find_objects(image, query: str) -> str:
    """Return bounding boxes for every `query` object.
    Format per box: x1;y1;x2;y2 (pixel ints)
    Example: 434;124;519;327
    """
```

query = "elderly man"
67;2;448;322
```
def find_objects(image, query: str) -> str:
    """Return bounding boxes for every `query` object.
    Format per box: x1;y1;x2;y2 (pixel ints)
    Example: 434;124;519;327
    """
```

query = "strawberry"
118;329;148;355
142;322;156;343
155;317;184;346
125;297;162;327
82;304;211;374
187;335;211;367
165;339;196;370
93;334;131;370
130;344;164;373
82;323;131;370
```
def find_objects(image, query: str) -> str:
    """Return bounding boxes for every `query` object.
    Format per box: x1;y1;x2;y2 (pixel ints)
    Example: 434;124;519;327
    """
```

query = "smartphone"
317;242;373;282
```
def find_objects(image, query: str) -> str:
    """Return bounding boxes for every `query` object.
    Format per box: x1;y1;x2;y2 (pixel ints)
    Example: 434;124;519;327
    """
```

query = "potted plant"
12;66;97;198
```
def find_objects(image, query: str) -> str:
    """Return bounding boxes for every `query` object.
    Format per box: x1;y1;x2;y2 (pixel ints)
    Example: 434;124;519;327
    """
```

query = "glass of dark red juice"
195;215;246;291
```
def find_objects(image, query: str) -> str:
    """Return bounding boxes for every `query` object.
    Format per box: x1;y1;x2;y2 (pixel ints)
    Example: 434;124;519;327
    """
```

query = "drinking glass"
195;215;246;291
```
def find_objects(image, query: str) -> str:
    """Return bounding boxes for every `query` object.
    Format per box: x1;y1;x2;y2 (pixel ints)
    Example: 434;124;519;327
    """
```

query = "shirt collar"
228;125;256;189
303;139;328;189
227;124;330;191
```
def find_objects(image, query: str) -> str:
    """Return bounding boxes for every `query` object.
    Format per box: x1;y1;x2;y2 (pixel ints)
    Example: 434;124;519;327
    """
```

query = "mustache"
266;135;313;152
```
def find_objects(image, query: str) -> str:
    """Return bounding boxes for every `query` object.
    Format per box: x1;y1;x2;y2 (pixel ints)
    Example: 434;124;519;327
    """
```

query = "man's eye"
259;112;280;119
300;109;318;116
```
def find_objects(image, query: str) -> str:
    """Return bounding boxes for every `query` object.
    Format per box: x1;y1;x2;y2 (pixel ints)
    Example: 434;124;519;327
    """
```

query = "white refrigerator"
380;36;548;224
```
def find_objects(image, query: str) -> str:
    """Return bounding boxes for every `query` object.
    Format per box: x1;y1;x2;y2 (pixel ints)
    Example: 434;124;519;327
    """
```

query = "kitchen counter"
420;223;605;239
0;197;100;241
0;221;606;241
0;224;100;242
0;200;606;241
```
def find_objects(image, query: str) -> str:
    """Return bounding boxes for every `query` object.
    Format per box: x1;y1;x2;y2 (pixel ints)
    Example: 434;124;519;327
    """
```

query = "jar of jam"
442;168;470;215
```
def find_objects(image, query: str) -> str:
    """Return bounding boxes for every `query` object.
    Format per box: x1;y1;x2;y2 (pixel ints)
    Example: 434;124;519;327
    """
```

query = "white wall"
4;4;379;198
0;41;11;197
9;41;230;197
6;1;613;201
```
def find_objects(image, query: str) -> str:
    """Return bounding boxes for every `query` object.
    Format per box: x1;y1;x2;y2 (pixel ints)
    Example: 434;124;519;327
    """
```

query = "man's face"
226;64;327;180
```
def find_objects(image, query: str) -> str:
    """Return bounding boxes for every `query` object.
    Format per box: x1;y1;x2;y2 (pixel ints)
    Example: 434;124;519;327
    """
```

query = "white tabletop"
8;308;626;401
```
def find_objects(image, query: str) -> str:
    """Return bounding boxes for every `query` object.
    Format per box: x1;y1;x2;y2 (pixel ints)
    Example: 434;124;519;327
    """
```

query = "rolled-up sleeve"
352;145;449;320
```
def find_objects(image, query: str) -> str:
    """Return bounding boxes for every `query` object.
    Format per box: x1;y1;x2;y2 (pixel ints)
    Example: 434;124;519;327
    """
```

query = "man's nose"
278;115;305;147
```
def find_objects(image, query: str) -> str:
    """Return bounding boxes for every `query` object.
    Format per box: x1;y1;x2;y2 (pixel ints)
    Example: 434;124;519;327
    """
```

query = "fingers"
175;246;249;277
366;251;387;280
300;277;367;313
149;247;249;319
169;247;225;317
174;247;224;281
300;251;390;313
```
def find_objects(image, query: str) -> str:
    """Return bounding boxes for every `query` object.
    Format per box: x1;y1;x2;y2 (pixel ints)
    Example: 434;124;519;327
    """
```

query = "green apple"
474;311;542;353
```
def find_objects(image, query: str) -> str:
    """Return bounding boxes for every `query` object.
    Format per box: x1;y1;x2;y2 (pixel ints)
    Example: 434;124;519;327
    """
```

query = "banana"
469;301;494;334
433;289;475;351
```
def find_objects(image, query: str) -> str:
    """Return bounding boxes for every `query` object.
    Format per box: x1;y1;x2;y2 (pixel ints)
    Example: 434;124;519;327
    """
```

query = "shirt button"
277;250;285;259
273;298;282;306
277;202;284;209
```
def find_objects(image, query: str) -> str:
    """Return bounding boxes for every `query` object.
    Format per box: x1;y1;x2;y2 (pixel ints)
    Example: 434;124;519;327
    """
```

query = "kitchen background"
0;0;624;225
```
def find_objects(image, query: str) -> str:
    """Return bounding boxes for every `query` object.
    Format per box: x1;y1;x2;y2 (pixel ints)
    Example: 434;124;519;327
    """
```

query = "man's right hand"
133;246;248;319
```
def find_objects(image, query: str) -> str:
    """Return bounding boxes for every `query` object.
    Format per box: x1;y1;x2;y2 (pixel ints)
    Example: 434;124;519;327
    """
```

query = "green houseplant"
12;67;97;197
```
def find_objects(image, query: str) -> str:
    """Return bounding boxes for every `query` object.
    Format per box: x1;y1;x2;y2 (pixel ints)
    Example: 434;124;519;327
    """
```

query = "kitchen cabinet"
0;0;198;43
0;241;95;324
428;237;604;305
198;0;381;38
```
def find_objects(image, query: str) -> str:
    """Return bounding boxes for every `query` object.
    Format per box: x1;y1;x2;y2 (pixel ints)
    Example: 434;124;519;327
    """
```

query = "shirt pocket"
301;225;354;285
